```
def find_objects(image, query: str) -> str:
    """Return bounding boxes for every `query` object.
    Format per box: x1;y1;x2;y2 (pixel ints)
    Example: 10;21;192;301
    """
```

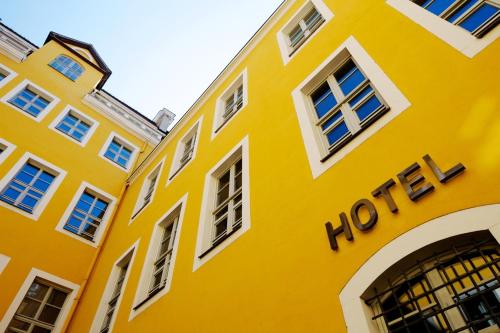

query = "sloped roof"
44;32;112;89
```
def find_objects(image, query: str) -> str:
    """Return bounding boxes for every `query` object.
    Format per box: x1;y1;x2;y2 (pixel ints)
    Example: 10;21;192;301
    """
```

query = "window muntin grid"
55;112;91;142
142;174;158;208
49;55;84;81
149;217;179;295
212;159;243;246
104;139;133;169
368;238;500;333
132;169;159;218
99;262;129;333
63;191;109;241
413;0;500;37
180;133;196;166
0;162;56;213
310;58;388;154
7;279;69;333
288;7;325;50
223;85;244;121
8;87;50;118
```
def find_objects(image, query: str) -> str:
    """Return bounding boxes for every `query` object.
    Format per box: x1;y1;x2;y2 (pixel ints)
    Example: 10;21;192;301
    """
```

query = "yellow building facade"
1;0;500;332
0;23;169;332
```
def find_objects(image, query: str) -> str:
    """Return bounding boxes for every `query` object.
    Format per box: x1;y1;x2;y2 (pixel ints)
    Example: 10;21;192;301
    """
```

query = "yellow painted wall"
0;38;155;327
67;0;499;331
2;0;499;331
64;0;500;333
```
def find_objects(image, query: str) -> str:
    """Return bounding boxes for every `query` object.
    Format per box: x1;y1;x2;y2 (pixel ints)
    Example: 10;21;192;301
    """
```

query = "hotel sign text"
325;154;466;251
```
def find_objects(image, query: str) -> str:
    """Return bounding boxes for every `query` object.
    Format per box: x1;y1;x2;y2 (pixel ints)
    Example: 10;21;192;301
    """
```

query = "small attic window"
49;55;84;81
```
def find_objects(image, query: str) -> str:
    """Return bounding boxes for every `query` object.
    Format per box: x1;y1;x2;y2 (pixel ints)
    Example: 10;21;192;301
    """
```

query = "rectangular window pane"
354;95;383;122
459;3;499;32
0;163;55;213
415;0;499;36
334;60;365;96
312;82;337;118
64;191;109;241
7;279;68;333
104;139;133;168
100;262;129;333
149;218;178;294
55;112;92;143
9;88;51;118
446;0;480;22
326;121;349;146
424;0;456;15
310;56;387;153
211;158;243;245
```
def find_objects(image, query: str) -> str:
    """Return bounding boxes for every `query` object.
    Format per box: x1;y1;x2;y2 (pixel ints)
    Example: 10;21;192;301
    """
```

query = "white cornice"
83;90;164;145
0;25;37;63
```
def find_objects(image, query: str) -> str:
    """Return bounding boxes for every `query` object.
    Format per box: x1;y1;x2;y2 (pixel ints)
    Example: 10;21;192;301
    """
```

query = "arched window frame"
49;55;85;81
339;204;500;333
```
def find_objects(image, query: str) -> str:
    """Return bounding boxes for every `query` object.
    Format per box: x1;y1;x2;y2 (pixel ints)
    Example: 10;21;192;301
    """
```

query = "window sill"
63;228;96;243
214;111;239;135
0;197;33;214
132;285;165;311
320;106;389;163
198;223;242;259
168;160;190;181
131;203;149;220
288;18;325;58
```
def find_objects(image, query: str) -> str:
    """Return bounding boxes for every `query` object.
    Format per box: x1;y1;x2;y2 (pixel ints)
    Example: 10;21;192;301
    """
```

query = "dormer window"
49;55;84;81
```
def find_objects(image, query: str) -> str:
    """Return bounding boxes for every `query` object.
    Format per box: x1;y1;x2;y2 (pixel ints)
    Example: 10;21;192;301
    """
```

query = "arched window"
49;55;84;81
366;232;500;332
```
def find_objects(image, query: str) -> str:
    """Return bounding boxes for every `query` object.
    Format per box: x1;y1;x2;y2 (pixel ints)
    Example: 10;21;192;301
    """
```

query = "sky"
1;0;283;125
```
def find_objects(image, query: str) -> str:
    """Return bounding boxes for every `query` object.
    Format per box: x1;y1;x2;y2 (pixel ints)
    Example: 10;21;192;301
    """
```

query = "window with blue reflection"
0;162;56;213
56;112;91;142
9;87;50;117
309;57;387;151
104;139;133;168
459;3;499;32
49;55;84;81
413;0;499;36
64;191;109;241
326;122;350;145
312;82;337;118
334;60;366;96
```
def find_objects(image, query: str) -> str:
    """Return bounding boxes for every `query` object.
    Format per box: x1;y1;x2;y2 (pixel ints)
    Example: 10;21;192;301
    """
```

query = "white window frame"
0;253;10;275
90;240;138;333
212;69;248;139
55;181;117;247
130;159;165;221
48;105;99;147
99;132;140;173
292;36;410;179
0;152;66;220
0;268;79;333
130;194;187;320
0;63;18;89
167;117;202;184
194;136;250;271
49;54;85;81
0;79;60;122
387;0;500;58
0;137;16;165
277;0;334;65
